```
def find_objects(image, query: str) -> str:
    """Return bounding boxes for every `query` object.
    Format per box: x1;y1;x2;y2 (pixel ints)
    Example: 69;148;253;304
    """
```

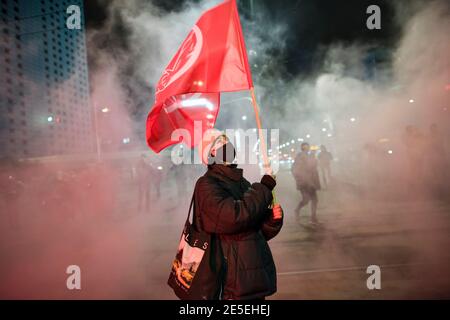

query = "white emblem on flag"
156;25;203;95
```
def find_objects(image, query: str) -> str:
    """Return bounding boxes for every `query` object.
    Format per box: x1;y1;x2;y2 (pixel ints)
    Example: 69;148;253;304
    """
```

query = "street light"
47;116;53;122
101;107;110;113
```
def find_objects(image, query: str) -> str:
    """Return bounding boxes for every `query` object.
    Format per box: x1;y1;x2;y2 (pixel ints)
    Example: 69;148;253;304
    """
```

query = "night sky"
84;0;403;78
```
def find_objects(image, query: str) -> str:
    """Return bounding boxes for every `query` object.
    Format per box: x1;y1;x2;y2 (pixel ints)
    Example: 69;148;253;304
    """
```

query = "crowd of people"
1;122;447;230
0;154;198;229
402;123;448;197
289;122;448;224
359;123;448;199
0;159;120;229
135;154;162;212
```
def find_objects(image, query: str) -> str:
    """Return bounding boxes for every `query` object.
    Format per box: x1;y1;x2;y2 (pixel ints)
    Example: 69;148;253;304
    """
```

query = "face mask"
211;142;236;165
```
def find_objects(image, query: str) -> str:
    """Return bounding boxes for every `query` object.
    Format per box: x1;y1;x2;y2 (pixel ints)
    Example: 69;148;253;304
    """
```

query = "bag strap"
186;190;204;232
186;193;195;224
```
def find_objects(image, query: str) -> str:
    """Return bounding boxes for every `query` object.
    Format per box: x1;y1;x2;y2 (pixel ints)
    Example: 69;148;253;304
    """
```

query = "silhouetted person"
318;145;333;188
94;162;116;218
149;163;162;201
171;162;187;203
0;167;23;228
362;143;379;196
136;154;152;212
292;143;321;224
403;125;426;195
426;124;447;197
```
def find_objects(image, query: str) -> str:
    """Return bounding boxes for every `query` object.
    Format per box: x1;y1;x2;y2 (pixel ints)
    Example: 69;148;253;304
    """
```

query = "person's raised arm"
196;175;275;234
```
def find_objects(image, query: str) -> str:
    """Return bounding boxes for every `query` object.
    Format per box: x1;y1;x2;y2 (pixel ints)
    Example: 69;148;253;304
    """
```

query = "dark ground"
1;165;449;299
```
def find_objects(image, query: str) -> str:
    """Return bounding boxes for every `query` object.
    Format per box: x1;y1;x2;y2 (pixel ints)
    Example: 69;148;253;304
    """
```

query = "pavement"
1;170;449;299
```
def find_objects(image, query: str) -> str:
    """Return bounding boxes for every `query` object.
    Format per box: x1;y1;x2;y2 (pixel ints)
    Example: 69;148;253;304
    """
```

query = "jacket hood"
207;163;242;182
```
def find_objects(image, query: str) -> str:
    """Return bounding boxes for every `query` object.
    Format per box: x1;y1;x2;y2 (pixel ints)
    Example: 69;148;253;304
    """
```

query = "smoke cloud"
1;0;449;299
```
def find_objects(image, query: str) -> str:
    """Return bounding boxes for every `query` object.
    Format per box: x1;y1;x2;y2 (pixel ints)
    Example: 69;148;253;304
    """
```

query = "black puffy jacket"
193;164;283;300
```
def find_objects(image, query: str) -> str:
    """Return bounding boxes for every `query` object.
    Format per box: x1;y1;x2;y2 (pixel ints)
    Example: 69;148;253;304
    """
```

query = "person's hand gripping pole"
250;87;282;220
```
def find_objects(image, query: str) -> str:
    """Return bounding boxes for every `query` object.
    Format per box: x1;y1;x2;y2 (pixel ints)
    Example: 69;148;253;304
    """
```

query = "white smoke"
2;0;449;300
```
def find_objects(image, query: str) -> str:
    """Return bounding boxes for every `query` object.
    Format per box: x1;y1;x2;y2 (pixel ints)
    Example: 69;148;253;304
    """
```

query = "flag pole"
250;87;278;205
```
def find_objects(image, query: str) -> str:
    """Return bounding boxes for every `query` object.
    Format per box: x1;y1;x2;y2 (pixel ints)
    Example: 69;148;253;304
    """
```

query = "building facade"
0;0;94;159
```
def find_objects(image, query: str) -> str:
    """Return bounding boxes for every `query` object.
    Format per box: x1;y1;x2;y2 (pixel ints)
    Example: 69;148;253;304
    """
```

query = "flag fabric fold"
146;0;252;153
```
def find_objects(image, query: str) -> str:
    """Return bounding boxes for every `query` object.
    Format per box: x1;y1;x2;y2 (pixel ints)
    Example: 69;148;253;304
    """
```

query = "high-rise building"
0;0;94;159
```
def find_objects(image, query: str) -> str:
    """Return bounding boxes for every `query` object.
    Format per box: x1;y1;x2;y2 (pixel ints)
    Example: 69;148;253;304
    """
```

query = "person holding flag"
193;132;283;300
146;0;283;299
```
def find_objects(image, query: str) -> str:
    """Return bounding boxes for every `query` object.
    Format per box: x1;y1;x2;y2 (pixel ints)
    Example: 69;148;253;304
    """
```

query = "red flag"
146;0;252;153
